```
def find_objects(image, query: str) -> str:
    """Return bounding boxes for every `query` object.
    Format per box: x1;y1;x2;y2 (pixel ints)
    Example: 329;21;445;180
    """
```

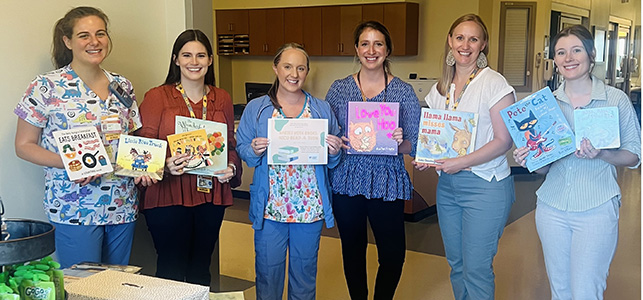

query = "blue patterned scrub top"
326;75;421;201
14;65;142;225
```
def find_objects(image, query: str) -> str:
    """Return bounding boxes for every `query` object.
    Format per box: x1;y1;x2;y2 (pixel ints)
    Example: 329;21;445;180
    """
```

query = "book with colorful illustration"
267;118;328;165
52;126;113;181
500;87;576;172
574;107;620;150
415;108;478;164
175;116;228;176
166;128;212;172
114;135;167;180
346;101;399;155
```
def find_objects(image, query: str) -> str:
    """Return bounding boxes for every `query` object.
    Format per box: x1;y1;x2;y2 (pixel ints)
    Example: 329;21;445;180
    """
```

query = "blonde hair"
436;14;489;96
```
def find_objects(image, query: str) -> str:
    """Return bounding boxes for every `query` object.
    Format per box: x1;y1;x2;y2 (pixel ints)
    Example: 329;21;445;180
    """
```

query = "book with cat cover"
574;107;620;150
415;108;479;164
346;102;399;155
166;128;212;172
175;116;228;177
52;126;113;181
114;135;167;180
500;87;576;172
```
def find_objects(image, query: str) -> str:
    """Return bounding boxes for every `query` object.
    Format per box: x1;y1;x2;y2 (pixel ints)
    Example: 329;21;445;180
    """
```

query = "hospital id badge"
101;114;122;141
197;175;213;193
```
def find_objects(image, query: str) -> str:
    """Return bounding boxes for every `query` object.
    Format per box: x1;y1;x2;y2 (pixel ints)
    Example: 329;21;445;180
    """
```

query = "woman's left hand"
435;157;468;174
214;165;235;184
326;134;343;155
392;127;404;145
575;137;601;159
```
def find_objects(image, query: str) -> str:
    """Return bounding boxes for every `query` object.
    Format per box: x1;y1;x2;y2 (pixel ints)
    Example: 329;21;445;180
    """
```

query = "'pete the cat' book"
500;87;576;172
166;128;212;172
114;135;167;180
415;108;478;164
346;102;399;155
175;116;228;177
574;107;620;150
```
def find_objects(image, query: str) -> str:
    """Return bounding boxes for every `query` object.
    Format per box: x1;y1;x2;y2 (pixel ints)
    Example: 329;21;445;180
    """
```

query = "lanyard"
176;83;208;120
356;69;388;102
445;68;479;111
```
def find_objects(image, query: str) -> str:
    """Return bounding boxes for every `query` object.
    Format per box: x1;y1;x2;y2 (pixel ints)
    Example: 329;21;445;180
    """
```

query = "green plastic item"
0;293;20;300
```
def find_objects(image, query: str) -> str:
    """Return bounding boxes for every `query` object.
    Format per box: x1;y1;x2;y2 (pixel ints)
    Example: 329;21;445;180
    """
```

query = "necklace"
356;69;388;102
445;67;479;111
278;93;308;118
176;83;208;120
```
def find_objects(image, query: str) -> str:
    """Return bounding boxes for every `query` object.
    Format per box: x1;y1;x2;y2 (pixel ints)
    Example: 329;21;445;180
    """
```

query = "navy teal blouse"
326;75;421;201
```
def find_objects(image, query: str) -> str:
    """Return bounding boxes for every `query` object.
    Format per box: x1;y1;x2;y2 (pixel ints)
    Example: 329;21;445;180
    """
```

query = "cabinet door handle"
340;43;344;53
337;43;341;53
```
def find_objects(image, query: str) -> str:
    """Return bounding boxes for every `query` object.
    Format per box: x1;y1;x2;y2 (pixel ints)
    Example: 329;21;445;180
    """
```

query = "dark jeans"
143;203;226;287
332;194;406;300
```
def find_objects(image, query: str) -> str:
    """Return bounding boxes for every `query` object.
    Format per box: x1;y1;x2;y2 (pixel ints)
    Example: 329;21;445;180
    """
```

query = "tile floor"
214;167;640;299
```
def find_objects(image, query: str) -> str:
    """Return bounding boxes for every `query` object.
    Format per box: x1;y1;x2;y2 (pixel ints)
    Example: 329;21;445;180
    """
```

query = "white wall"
0;0;188;220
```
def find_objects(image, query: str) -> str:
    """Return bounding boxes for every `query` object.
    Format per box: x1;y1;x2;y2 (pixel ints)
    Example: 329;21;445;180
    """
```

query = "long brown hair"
164;29;215;86
437;14;489;96
52;6;111;68
266;43;310;109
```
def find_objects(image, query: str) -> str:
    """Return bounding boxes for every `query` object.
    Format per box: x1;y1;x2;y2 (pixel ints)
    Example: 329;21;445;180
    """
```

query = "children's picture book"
166;128;211;172
52;126;113;181
415;108;478;164
114;135;167;180
175;116;228;177
346;102;399;155
574;107;620;150
267;118;328;165
500;87;576;172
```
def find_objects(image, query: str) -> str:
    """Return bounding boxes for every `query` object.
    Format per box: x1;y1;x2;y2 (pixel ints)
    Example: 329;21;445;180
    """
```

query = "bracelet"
228;163;237;177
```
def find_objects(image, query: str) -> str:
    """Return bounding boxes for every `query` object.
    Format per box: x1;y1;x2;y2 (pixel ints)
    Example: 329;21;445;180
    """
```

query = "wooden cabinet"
215;3;418;56
284;7;322;56
362;3;419;56
215;10;248;34
248;9;285;56
321;5;362;56
216;10;249;55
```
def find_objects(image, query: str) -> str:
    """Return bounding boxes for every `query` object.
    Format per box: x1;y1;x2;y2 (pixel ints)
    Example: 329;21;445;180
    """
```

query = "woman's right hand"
166;153;190;175
73;174;101;186
251;137;270;156
512;146;529;168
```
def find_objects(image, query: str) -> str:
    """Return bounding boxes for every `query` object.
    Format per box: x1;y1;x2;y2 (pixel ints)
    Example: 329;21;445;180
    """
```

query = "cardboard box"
65;270;209;300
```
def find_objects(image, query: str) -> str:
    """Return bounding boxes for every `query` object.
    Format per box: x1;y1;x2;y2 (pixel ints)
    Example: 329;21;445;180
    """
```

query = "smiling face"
553;35;593;82
448;21;487;69
174;41;212;83
63;15;109;67
272;48;309;94
355;28;388;71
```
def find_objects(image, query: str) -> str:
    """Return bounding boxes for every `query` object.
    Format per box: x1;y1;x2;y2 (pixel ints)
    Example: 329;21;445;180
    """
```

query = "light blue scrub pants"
54;222;136;268
254;219;323;300
536;198;619;300
437;171;515;300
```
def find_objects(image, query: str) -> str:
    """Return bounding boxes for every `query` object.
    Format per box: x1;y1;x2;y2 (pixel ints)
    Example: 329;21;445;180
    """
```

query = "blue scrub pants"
54;222;136;269
254;219;323;300
437;171;515;300
536;198;619;300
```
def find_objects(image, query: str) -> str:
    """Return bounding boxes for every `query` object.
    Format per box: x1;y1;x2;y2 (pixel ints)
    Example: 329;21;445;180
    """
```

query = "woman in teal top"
514;25;640;300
